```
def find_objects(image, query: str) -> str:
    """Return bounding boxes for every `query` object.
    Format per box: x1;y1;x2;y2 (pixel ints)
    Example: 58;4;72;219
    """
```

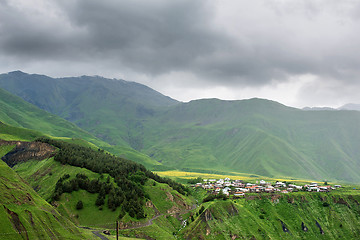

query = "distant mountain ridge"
0;71;179;146
338;103;360;111
303;103;360;111
0;86;163;168
2;71;360;183
302;107;336;111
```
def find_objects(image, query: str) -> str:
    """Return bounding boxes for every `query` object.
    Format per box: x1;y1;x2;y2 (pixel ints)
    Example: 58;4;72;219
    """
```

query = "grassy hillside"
0;88;162;168
0;122;192;239
0;122;44;141
0;71;178;147
141;99;360;183
3;72;360;183
0;87;99;143
2;134;194;239
181;192;360;239
0;146;94;240
11;157;193;239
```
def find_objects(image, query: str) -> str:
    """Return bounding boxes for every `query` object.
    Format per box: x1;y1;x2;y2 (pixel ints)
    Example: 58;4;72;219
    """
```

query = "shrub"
76;200;84;210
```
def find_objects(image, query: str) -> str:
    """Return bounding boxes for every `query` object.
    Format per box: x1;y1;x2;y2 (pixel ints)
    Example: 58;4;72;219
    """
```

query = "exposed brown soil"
0;140;56;167
348;195;360;205
5;206;29;240
226;203;239;216
25;210;34;226
333;197;351;208
201;209;213;222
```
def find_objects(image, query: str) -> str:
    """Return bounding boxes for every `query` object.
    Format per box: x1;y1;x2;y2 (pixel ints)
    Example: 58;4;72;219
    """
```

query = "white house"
223;187;231;192
234;192;245;197
275;182;286;188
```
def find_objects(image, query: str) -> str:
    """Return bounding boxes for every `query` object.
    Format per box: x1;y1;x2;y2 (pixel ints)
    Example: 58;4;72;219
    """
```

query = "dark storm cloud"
0;1;85;59
1;0;360;94
60;0;224;75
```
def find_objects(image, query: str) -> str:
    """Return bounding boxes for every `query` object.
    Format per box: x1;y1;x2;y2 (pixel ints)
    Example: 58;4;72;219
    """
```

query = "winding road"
91;230;108;240
81;203;198;239
79;226;108;240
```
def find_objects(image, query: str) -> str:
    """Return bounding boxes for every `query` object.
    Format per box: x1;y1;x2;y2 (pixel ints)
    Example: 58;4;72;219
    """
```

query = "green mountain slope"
181;193;360;240
0;71;178;147
0;145;94;239
0;130;193;239
0;87;162;168
3;72;360;183
0;87;99;142
142;99;360;182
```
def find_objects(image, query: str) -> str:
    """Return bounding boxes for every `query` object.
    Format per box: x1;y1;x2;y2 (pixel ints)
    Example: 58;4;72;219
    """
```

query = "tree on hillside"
76;200;83;210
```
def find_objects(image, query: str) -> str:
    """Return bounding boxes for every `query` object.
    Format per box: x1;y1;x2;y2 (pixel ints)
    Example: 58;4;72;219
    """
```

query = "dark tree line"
52;173;113;201
53;173;146;218
36;137;189;219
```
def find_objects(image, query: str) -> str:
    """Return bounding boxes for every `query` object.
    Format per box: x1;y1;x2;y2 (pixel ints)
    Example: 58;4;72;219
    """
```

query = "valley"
1;122;360;239
2;72;360;183
1;71;360;239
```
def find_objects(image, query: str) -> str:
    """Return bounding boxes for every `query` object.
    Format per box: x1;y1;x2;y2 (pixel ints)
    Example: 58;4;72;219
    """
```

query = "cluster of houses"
192;178;342;197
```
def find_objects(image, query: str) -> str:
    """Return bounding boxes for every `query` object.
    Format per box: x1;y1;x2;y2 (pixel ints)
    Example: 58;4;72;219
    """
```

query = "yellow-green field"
154;170;328;185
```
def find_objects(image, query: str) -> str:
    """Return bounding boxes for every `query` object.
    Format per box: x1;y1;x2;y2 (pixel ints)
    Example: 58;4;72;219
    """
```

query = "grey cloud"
55;0;224;74
0;1;83;59
1;0;360;94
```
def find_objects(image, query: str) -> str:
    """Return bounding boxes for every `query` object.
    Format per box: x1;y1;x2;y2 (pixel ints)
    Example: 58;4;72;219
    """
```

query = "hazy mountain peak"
302;106;337;111
338;103;360;111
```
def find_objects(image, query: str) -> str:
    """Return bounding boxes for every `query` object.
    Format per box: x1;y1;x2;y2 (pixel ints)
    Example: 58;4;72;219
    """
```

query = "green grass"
181;192;360;239
13;158;103;201
0;121;194;238
12;157;194;230
143;179;193;214
0;147;95;239
0;88;162;168
0;122;45;141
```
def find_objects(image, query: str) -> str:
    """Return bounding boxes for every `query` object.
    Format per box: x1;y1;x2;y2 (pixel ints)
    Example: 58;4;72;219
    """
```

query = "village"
192;178;342;197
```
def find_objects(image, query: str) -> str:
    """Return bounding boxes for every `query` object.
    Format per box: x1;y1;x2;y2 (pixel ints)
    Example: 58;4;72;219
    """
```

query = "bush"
323;202;330;207
76;200;83;210
95;195;105;206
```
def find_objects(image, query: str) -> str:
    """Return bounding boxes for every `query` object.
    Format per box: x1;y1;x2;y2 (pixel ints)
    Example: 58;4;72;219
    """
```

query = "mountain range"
1;71;360;183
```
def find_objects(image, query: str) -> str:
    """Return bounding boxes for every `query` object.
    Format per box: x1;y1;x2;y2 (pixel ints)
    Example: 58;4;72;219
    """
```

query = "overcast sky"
1;0;360;108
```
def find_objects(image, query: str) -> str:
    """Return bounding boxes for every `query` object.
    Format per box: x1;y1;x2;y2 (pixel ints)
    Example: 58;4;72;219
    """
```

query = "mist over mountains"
1;71;360;183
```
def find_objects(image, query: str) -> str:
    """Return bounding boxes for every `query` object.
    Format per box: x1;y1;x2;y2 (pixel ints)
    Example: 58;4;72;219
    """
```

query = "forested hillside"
1;125;193;239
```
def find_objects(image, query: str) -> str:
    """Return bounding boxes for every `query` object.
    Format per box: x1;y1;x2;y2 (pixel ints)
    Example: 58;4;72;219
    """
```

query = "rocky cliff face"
0;140;55;167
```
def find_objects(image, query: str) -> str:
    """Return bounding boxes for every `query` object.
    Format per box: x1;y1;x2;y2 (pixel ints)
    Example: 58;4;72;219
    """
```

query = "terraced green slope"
181;193;360;239
0;146;94;240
